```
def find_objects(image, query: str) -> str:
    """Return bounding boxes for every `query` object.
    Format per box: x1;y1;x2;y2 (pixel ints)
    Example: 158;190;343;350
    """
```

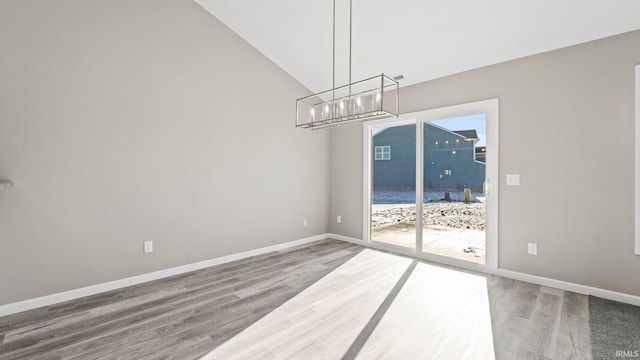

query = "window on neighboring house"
374;145;391;160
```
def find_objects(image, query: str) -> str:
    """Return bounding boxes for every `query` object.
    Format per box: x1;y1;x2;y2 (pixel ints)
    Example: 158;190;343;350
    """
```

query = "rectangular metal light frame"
296;74;399;130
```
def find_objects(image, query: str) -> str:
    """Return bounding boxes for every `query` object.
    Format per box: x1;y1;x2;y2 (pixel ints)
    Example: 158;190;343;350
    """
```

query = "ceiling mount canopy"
296;0;399;130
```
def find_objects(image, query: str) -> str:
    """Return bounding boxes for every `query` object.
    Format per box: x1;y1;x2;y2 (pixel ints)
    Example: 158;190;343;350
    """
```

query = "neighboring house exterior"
373;123;485;190
475;146;486;163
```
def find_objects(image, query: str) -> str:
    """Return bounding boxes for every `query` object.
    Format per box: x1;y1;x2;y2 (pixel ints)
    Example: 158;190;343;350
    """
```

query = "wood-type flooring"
0;239;591;359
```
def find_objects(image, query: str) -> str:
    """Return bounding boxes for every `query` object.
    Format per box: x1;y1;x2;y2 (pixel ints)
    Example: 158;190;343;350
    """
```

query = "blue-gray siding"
373;123;485;190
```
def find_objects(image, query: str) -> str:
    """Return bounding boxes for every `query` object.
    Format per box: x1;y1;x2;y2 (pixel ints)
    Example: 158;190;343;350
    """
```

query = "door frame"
363;98;499;274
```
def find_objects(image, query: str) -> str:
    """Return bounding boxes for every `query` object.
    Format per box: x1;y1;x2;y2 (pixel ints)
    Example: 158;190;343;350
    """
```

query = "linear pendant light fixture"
296;0;399;130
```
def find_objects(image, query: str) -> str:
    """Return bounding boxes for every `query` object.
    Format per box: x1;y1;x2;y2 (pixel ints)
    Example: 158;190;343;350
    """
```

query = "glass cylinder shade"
296;74;399;130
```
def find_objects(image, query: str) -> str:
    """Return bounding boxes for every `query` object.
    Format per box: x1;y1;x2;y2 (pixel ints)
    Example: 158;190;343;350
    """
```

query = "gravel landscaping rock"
372;202;486;230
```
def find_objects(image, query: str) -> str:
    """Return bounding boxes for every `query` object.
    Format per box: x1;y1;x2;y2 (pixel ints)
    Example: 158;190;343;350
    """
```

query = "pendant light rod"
349;0;352;86
348;0;352;100
332;0;336;100
333;0;353;90
295;0;399;130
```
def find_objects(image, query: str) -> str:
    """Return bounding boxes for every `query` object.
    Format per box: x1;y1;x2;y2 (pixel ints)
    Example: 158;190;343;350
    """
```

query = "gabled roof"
373;124;479;140
453;130;479;140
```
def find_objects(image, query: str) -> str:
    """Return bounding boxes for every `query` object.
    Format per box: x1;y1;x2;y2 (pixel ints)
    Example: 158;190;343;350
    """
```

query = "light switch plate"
506;174;520;186
144;241;153;254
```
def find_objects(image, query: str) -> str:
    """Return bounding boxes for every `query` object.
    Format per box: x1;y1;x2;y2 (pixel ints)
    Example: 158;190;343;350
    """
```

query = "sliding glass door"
365;100;498;272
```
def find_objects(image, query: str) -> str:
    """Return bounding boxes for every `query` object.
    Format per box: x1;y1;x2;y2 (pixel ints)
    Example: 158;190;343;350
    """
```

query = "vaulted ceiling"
195;0;640;93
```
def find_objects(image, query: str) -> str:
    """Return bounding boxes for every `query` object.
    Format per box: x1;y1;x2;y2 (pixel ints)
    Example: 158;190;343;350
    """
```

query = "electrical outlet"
303;219;307;226
506;174;521;186
337;215;342;223
144;241;153;254
528;243;537;255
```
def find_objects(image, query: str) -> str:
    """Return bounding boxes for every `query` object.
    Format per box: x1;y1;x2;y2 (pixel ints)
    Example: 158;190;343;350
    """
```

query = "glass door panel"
422;114;487;264
370;124;416;249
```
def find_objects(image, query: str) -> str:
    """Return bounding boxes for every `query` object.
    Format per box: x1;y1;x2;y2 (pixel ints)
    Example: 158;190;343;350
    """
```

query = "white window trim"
635;64;640;255
374;145;391;160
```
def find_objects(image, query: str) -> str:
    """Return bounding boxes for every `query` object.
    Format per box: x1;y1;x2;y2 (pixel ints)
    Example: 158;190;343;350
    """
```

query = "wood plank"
555;291;591;360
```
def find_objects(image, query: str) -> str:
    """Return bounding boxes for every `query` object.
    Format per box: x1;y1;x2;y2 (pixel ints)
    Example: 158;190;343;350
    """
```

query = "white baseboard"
327;233;365;245
0;234;331;317
496;269;640;307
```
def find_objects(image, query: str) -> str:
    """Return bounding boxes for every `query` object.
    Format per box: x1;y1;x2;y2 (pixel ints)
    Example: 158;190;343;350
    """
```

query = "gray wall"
0;0;329;305
330;30;640;296
2;0;639;306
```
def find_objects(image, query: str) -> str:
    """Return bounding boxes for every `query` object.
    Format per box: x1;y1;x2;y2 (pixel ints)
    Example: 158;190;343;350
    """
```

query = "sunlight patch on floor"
200;249;412;360
201;249;495;359
356;261;495;359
